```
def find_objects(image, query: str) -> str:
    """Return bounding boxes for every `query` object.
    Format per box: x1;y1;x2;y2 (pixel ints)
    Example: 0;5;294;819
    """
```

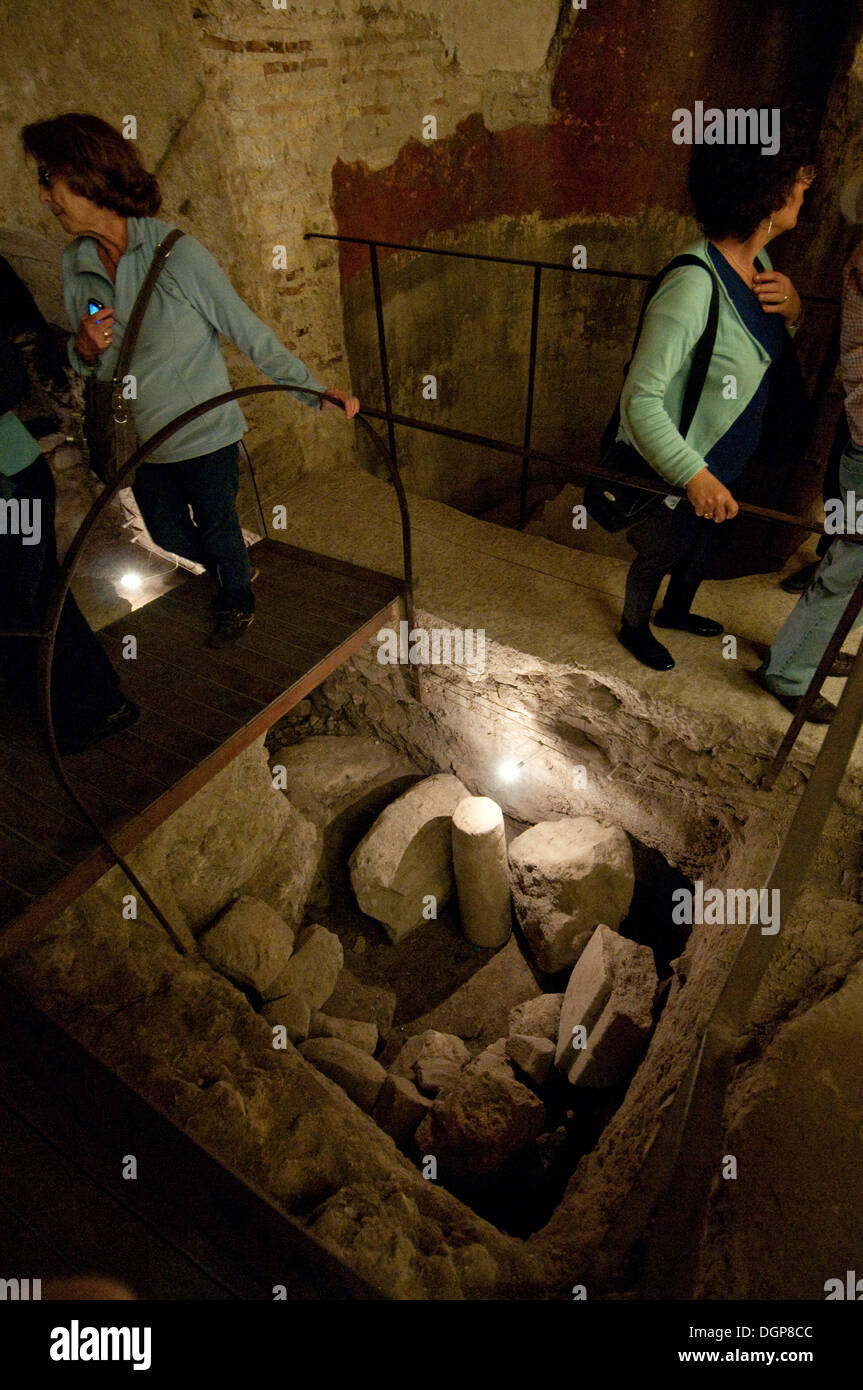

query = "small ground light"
119;572;143;592
497;759;524;783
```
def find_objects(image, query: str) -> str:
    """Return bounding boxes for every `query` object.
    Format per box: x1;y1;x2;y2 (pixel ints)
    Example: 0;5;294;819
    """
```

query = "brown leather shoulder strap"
112;228;185;399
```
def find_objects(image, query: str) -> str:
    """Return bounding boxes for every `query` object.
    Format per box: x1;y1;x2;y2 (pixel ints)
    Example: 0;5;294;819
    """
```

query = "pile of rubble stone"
195;733;661;1203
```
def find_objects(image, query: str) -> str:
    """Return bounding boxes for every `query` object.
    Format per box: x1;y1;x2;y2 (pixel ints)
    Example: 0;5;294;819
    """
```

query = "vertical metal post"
238;439;270;541
519;265;542;528
369;243;398;475
761;569;863;789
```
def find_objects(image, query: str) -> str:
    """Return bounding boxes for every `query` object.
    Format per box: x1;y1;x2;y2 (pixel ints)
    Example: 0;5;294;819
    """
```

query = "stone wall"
336;0;859;512
0;0;360;526
3;1;858;529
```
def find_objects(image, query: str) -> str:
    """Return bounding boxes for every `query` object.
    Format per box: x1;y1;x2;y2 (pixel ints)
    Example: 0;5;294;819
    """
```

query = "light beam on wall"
497;758;525;783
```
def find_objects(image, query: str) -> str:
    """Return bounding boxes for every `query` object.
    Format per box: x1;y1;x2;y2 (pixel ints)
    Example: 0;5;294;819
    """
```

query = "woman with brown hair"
614;125;814;671
21;112;359;648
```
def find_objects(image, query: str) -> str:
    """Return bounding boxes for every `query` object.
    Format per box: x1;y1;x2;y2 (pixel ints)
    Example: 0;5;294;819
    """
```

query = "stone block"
349;773;470;941
308;1011;378;1054
390;1030;471;1097
325;968;397;1038
508;817;635;973
199;895;294;995
507;993;563;1042
555;925;657;1087
270;734;421;908
129;737;319;933
372;1073;433;1146
262;990;310;1044
465;1037;517;1084
299;1037;387;1113
506;1034;555;1086
415;1068;546;1179
264;923;343;1009
269;734;420;830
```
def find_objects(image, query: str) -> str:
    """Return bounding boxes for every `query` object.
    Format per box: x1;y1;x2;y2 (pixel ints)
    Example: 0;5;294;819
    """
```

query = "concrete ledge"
270;464;862;774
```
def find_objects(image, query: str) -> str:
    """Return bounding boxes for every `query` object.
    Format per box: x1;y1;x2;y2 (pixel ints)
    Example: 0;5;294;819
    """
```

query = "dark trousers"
0;456;122;736
132;442;253;612
623;497;732;628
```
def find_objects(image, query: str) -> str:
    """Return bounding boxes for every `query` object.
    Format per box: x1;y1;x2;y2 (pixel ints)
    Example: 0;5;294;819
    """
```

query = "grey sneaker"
207;610;254;649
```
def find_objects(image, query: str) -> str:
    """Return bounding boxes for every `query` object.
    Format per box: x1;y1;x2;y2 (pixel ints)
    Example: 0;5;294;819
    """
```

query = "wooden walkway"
0;538;404;958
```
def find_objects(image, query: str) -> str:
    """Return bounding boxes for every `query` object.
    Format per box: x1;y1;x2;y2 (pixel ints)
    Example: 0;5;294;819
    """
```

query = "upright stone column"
451;796;512;947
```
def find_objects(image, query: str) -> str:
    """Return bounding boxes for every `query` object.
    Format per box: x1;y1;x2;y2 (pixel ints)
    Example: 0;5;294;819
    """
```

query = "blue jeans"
132;441;253;611
762;441;863;695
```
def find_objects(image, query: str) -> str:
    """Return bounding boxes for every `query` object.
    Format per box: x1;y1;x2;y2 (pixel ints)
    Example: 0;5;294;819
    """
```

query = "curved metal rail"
22;385;415;955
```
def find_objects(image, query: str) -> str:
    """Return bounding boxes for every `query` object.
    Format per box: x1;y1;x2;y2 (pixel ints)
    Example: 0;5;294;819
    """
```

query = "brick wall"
186;0;561;520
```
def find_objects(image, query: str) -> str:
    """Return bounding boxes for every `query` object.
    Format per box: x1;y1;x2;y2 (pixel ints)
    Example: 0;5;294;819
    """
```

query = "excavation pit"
5;484;863;1300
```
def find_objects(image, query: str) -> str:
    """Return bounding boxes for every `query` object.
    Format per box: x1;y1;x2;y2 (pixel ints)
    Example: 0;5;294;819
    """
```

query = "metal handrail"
307;230;841;528
306;232;840;301
357;402;863;543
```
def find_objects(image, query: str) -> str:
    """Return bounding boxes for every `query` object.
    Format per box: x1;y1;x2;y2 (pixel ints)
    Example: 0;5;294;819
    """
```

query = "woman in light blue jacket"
617;133;814;670
22;113;359;649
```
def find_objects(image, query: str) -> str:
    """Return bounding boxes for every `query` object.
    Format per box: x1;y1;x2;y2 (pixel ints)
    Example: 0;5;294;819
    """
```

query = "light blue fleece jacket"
62;216;327;464
618;236;796;487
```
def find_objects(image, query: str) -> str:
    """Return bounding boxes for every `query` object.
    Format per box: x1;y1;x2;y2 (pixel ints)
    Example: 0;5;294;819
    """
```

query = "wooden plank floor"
0;538;404;957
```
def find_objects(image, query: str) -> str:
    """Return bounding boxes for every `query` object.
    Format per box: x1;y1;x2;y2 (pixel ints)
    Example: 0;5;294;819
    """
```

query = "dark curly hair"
688;107;817;240
21;112;161;217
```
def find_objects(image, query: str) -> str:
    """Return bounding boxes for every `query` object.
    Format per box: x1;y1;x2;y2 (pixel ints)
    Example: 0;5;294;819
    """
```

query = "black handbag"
585;254;721;533
0;333;31;415
83;228;185;484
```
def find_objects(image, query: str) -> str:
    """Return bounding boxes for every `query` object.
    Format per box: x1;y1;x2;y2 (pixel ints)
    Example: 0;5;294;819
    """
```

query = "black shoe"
780;561;820;594
754;672;836;724
207;610;254;648
617;621;675;671
212;567;259;611
654;608;724;637
56;699;140;754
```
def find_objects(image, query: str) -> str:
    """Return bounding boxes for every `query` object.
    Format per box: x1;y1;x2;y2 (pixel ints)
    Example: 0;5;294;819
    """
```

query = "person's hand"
685;468;739;522
321;387;360;418
752;269;802;325
75;307;114;363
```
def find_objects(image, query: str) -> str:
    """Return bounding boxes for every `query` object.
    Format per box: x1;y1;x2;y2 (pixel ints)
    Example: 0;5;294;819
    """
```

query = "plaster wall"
3;1;857;528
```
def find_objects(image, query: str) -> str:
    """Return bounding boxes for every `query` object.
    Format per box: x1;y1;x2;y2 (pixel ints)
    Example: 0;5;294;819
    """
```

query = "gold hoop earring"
766;217;773;239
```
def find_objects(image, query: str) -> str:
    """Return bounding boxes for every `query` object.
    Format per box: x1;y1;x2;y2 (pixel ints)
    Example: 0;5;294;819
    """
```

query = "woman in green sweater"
617;132;814;670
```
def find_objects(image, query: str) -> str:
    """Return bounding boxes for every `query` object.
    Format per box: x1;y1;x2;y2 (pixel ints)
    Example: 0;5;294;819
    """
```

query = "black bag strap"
601;252;723;455
111;227;185;421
